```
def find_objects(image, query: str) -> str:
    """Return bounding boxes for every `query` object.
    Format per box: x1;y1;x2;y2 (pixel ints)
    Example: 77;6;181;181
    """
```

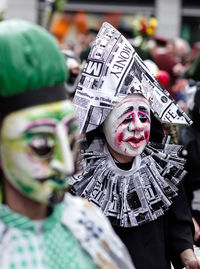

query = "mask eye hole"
138;113;148;123
123;114;132;124
29;135;55;158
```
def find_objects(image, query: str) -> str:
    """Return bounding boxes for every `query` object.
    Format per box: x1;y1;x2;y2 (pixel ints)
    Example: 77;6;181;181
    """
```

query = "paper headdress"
73;22;192;134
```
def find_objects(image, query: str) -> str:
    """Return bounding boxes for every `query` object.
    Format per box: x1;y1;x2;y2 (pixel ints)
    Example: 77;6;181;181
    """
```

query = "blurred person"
179;80;200;247
151;36;177;99
166;39;176;58
70;22;200;269
62;49;82;98
172;38;191;79
79;28;98;63
0;19;135;269
184;51;200;82
187;42;200;64
172;42;200;110
171;79;188;111
174;38;191;65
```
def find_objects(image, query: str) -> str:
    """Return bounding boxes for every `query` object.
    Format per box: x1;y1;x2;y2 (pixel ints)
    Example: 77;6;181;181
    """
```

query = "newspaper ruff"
73;22;192;134
70;138;186;227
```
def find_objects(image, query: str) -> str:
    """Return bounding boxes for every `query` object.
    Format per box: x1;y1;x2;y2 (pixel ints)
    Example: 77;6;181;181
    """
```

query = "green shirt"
0;194;135;269
0;202;96;269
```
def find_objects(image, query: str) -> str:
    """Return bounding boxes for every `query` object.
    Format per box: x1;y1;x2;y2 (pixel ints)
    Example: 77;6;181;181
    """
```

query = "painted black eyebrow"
139;106;149;114
121;106;134;117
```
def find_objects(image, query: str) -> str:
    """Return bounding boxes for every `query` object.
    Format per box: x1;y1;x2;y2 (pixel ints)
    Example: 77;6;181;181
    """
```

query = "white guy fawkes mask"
0;100;79;205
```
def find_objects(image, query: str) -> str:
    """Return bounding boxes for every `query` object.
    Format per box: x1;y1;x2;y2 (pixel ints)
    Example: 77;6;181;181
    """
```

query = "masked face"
103;95;151;159
0;100;79;205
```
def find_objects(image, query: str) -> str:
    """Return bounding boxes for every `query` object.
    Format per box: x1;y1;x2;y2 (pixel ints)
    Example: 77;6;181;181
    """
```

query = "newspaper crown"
73;22;192;134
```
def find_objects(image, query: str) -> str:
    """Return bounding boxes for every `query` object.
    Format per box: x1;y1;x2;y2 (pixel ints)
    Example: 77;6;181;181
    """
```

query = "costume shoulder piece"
70;137;186;227
62;193;135;269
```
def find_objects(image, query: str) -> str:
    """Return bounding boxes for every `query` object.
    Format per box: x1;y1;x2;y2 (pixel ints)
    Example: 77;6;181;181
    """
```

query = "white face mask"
103;95;151;159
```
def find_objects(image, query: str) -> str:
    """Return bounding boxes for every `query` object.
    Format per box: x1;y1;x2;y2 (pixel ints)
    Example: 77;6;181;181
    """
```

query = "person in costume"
70;23;200;269
0;19;135;269
179;80;200;247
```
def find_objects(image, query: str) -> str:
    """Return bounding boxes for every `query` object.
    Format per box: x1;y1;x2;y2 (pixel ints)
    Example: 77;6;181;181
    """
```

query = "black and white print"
73;22;192;134
70;137;186;227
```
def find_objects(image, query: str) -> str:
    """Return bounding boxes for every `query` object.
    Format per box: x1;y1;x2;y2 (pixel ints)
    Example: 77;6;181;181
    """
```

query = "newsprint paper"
73;22;192;134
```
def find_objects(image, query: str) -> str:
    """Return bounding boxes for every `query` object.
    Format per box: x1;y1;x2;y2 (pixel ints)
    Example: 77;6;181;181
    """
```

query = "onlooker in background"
174;38;191;66
79;28;98;63
151;36;177;99
179;80;200;247
184;51;200;82
172;42;200;113
62;49;82;98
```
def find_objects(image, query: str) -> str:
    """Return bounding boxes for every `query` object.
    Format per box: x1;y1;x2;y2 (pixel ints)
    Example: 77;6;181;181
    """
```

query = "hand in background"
180;249;200;269
192;218;200;243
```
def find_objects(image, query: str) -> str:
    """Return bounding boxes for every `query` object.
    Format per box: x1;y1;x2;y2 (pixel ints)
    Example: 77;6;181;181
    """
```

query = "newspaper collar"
73;22;192;134
70;137;186;227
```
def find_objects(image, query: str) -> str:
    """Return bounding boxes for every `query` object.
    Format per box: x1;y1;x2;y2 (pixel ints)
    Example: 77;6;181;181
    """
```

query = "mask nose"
128;117;144;133
50;123;75;176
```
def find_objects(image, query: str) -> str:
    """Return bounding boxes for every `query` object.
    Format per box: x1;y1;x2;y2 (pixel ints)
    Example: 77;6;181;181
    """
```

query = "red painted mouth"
125;136;145;147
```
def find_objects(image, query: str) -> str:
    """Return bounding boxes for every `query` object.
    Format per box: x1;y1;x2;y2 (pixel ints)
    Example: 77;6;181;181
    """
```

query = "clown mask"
103;94;150;161
0;100;79;205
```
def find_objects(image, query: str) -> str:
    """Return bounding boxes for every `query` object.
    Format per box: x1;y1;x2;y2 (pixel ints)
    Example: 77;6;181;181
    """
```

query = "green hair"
0;19;68;97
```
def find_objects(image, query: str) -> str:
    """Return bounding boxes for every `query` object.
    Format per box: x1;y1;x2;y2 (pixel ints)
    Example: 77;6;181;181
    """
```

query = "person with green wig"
0;19;135;269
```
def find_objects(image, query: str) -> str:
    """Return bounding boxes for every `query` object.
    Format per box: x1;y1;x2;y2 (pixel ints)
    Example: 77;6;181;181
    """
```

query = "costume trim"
70;137;186;227
0;83;67;115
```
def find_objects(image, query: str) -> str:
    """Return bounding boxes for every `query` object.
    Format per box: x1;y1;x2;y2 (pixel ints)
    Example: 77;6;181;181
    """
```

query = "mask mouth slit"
125;136;144;144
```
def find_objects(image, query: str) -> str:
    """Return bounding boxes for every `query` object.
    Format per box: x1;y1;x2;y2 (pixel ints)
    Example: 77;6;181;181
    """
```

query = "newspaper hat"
0;19;68;115
73;22;192;134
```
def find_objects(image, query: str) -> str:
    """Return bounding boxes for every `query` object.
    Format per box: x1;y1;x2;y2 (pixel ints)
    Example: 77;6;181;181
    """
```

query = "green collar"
0;202;64;232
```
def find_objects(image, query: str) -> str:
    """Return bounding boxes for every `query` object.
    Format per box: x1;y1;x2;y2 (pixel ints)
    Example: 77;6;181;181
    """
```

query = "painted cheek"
144;129;150;143
114;130;124;147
